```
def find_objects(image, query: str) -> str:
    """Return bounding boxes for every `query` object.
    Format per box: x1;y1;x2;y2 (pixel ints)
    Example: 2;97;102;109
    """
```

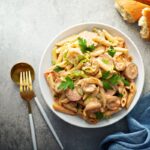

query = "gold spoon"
11;62;64;150
11;62;35;85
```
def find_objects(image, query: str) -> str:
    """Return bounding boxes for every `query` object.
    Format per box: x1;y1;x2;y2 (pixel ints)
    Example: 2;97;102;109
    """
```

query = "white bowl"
39;23;144;128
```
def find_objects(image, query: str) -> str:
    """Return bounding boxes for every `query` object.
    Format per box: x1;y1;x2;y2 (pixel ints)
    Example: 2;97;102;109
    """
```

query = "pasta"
126;82;136;109
45;28;138;124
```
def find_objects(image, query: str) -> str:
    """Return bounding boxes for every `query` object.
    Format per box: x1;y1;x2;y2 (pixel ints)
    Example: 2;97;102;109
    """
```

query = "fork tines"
20;71;33;92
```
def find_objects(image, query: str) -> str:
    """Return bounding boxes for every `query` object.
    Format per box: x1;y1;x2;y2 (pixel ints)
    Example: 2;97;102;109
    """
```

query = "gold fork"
20;71;64;150
20;71;37;150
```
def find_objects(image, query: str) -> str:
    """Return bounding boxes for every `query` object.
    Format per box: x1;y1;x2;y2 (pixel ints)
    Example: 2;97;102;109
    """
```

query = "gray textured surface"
0;0;149;150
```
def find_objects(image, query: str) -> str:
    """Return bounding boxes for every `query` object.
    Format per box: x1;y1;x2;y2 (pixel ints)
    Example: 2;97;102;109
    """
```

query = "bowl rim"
38;22;145;128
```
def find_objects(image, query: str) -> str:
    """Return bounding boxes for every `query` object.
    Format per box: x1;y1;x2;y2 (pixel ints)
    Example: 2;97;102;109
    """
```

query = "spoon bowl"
11;62;35;85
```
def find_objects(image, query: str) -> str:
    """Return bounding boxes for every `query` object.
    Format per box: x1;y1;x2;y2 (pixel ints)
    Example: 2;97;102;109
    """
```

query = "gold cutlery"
20;71;37;150
11;62;64;150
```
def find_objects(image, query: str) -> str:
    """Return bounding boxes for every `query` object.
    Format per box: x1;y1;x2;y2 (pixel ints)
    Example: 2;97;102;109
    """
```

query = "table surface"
0;0;149;150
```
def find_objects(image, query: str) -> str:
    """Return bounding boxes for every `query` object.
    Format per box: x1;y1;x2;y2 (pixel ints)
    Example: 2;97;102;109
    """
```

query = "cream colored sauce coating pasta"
45;28;138;124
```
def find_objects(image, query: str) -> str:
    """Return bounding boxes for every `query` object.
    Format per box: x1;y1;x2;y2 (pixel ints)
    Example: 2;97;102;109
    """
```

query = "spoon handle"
34;97;64;150
29;113;37;150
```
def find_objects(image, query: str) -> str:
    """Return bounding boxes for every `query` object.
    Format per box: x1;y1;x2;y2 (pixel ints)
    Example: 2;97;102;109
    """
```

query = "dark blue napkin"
99;94;150;150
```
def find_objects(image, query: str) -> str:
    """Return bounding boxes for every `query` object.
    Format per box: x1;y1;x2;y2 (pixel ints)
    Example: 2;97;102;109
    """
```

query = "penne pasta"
91;49;105;57
53;103;76;115
57;51;63;63
102;29;118;44
46;73;55;89
122;88;128;98
52;47;57;64
121;97;127;107
126;82;136;109
93;37;112;46
114;47;128;53
129;82;136;93
126;91;136;109
63;103;78;113
93;28;105;39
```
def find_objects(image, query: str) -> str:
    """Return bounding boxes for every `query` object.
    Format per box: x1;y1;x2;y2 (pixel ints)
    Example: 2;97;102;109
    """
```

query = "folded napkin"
99;94;150;150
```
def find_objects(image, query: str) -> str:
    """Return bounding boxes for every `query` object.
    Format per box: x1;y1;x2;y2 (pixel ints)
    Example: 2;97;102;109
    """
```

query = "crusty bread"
138;8;150;40
135;0;150;5
115;0;150;23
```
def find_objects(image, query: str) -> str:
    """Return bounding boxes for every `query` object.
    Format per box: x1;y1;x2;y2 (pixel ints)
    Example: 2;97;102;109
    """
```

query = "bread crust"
142;8;150;40
115;0;150;23
135;0;150;5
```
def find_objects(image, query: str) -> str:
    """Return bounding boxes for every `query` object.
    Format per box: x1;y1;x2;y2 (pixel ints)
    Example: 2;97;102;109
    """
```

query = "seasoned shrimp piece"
84;97;98;106
105;89;116;96
79;31;98;46
84;101;101;115
77;77;102;96
77;77;103;89
66;47;83;64
82;58;99;75
105;95;121;111
66;88;82;101
83;100;102;123
83;84;97;93
97;54;114;71
124;63;138;80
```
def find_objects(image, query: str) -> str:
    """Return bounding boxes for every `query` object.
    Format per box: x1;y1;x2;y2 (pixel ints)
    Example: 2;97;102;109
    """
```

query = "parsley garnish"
122;78;130;86
102;81;112;90
58;76;74;90
107;46;116;57
101;73;130;90
109;74;121;85
78;37;95;53
95;112;104;120
102;71;110;80
53;66;64;72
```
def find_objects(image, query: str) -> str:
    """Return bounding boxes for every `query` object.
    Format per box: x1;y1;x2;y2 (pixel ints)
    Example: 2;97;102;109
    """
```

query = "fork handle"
34;97;64;150
29;113;37;150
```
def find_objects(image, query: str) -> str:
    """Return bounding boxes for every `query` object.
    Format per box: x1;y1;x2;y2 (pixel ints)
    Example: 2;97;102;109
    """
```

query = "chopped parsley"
102;80;112;90
95;112;104;120
53;66;64;72
107;46;116;57
109;74;122;85
78;37;95;53
102;71;110;80
58;76;74;90
122;78;130;86
101;73;130;90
